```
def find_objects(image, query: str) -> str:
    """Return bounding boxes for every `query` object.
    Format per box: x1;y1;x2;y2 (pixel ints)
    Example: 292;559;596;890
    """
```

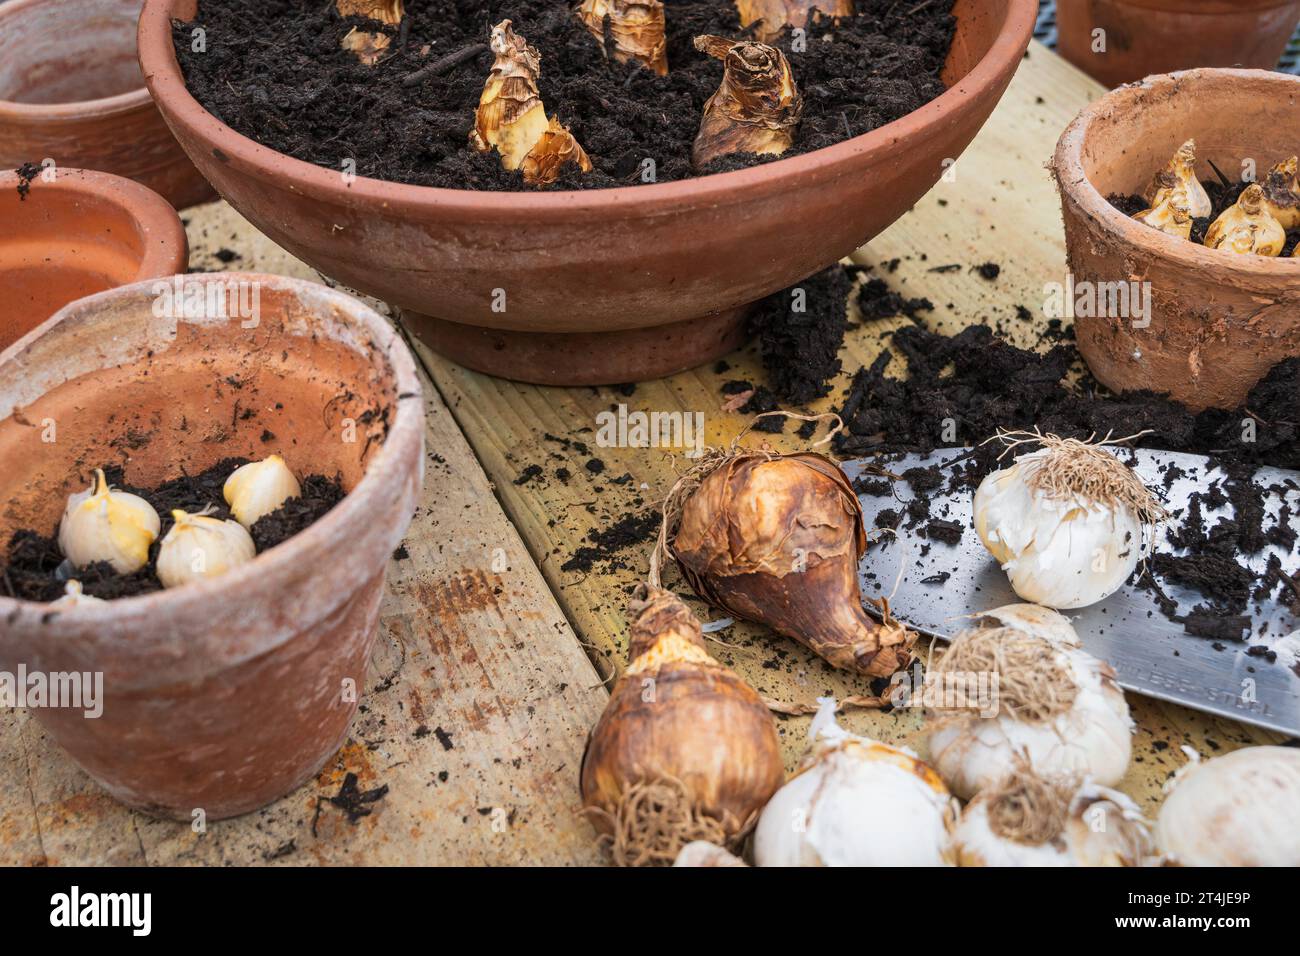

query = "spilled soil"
174;0;955;190
2;459;345;602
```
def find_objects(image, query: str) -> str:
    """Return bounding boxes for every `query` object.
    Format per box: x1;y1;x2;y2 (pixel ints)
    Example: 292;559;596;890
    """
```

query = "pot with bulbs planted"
0;273;424;820
1052;68;1300;411
137;0;1038;384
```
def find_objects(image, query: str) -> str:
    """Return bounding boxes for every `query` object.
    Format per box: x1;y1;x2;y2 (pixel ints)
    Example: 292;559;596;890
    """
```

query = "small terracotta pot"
1051;69;1300;411
0;0;215;209
0;274;424;819
1056;0;1300;89
137;0;1037;385
0;167;187;352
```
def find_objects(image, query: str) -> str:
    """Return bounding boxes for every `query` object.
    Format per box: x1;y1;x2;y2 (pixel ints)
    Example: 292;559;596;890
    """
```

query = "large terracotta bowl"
0;274;424;819
1052;69;1300;411
0;0;215;209
1056;0;1300;90
0;167;187;351
139;0;1037;385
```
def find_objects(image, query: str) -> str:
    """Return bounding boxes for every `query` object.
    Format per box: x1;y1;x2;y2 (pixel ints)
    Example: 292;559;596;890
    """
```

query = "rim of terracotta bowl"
0;0;154;121
1055;68;1300;276
0;273;424;624
0;167;188;280
137;0;1040;216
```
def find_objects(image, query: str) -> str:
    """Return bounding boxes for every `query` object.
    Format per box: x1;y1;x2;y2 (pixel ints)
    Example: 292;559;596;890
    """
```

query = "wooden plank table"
0;40;1287;865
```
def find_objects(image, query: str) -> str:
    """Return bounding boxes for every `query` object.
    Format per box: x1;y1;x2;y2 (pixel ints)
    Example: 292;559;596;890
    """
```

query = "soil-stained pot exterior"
1056;0;1300;89
0;275;424;819
0;0;215;209
1051;69;1300;411
0;167;187;351
137;0;1037;385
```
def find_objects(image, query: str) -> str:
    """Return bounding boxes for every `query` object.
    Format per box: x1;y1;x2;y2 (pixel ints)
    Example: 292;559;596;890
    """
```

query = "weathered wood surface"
409;41;1288;817
0;210;608;866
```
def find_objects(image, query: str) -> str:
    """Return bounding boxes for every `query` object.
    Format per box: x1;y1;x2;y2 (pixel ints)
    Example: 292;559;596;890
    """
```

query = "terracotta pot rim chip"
136;0;1040;214
0;273;425;623
1053;67;1300;276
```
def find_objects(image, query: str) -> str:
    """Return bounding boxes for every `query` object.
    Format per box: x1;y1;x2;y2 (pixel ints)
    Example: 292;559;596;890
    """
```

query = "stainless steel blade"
843;448;1300;738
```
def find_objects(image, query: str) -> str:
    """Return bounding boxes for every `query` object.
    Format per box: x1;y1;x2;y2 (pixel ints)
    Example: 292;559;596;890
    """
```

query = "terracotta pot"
137;0;1037;385
1051;69;1300;411
0;0;215;209
0;167;187;352
0;274;424;819
1056;0;1300;89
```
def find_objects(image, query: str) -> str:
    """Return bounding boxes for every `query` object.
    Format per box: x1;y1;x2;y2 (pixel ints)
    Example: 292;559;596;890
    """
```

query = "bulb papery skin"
1204;184;1286;257
1142;140;1211;220
1155;746;1300;866
673;453;913;677
223;455;301;529
580;587;785;861
754;699;956;867
926;605;1133;800
953;782;1151;867
156;510;256;589
58;469;161;574
973;453;1143;609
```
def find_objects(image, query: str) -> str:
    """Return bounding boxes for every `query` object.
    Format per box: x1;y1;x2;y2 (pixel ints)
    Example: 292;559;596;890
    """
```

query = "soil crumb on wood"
174;0;956;191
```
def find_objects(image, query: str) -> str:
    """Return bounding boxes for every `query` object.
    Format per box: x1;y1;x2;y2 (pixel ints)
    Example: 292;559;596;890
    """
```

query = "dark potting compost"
173;0;956;191
1;459;346;602
1110;179;1300;257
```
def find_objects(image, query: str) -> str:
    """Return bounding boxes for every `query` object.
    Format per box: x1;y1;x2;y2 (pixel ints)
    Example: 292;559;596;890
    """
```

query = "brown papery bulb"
691;35;802;170
576;0;669;75
735;0;854;43
336;0;403;66
580;585;785;866
670;452;914;677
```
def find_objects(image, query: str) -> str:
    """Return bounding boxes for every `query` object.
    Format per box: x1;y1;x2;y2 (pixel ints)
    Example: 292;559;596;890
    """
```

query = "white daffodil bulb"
925;604;1133;801
973;436;1163;609
952;768;1152;867
753;698;956;867
1155;746;1300;866
51;580;106;608
673;842;748;867
1142;139;1211;220
58;468;161;574
223;455;301;529
156;509;256;588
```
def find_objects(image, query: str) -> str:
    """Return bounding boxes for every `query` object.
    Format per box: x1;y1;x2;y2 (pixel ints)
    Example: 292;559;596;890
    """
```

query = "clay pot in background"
138;0;1038;386
1056;0;1300;89
0;0;215;209
0;167;187;351
0;275;425;819
1051;69;1300;411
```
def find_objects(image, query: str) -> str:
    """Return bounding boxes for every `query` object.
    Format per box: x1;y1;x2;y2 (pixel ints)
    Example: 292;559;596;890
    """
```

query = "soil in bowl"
173;0;957;190
0;458;346;602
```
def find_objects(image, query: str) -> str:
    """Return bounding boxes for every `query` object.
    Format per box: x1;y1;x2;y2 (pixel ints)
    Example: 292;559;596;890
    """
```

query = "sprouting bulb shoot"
156;508;256;589
52;580;106;608
1204;184;1286;256
337;0;404;66
576;0;669;75
1142;139;1211;219
469;21;592;185
58;468;161;574
223;454;301;529
691;35;802;170
1261;156;1300;229
734;0;854;43
1132;186;1193;240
